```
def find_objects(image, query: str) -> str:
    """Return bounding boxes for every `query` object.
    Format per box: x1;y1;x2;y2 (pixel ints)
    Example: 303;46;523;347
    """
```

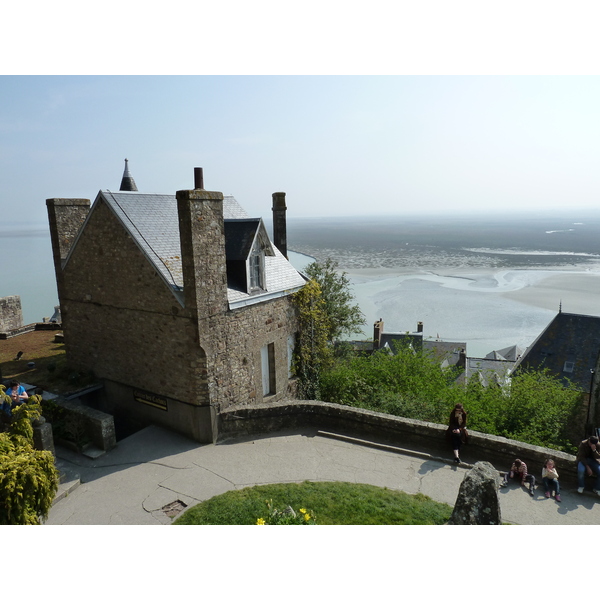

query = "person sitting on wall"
446;403;468;464
576;436;600;495
501;458;536;496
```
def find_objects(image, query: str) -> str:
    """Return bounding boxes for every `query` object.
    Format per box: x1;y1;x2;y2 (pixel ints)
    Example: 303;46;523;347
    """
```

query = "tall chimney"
272;192;288;259
177;170;227;320
373;319;384;350
194;167;204;190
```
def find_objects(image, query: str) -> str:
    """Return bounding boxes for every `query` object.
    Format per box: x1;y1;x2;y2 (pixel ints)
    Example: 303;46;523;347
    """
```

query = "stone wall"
218;401;580;484
0;296;24;332
58;399;116;452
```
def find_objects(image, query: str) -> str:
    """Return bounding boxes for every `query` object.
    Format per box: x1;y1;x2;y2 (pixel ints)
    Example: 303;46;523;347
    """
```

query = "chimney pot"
194;168;204;190
272;192;288;259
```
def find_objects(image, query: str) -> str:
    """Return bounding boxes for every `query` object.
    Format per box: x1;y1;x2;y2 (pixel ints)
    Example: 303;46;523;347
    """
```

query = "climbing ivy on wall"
0;390;59;525
291;279;334;401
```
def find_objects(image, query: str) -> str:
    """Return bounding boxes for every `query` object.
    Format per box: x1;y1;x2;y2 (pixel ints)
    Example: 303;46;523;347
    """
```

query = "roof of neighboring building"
485;345;523;361
380;332;423;353
465;357;513;386
423;340;466;362
513;311;600;390
72;190;305;309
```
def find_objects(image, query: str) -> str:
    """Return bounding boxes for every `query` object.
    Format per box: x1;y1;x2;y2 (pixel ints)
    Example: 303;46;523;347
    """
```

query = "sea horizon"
3;212;600;360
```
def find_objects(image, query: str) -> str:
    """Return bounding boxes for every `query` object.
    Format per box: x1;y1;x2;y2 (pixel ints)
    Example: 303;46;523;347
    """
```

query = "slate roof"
423;340;466;363
77;190;305;308
465;357;513;387
512;311;600;390
485;345;523;361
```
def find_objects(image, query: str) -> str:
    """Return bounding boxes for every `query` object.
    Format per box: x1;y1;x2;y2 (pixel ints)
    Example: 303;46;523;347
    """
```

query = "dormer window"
249;246;264;290
224;217;274;295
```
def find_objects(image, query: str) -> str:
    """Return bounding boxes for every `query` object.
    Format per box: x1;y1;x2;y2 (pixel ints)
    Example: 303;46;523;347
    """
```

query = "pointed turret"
119;158;138;191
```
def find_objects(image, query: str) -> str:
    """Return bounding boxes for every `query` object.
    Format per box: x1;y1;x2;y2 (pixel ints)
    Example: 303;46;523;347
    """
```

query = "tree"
291;279;333;401
303;258;366;342
0;390;59;524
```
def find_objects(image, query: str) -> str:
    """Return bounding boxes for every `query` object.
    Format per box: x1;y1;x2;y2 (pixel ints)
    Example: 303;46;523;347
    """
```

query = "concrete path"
44;425;600;525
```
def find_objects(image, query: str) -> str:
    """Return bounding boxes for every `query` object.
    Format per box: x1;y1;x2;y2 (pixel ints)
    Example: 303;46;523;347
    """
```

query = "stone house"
46;164;306;443
371;319;518;387
512;309;600;435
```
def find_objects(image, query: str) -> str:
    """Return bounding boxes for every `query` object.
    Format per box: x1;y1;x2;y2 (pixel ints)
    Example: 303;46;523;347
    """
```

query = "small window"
563;361;574;373
288;334;296;378
261;343;276;396
249;247;264;290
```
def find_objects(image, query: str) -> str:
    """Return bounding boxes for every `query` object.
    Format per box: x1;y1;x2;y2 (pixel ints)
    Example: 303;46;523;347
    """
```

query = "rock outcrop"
448;461;501;525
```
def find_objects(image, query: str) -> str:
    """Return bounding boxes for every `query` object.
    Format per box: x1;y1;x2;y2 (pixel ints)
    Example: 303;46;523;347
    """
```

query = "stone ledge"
218;400;580;484
0;323;37;339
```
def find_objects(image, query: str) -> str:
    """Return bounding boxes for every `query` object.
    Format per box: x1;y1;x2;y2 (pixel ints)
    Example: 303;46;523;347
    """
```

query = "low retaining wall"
55;398;116;452
218;400;580;485
0;323;36;339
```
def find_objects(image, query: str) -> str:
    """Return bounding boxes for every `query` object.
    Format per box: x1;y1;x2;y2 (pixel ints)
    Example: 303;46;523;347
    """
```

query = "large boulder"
448;461;501;525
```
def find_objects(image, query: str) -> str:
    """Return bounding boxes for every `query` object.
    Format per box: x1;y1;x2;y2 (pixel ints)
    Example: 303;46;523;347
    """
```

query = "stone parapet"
218;400;579;484
57;398;117;452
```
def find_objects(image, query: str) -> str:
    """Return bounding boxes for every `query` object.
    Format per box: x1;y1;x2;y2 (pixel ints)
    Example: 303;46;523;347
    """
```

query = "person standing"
542;458;561;502
576;436;600;495
446;403;468;464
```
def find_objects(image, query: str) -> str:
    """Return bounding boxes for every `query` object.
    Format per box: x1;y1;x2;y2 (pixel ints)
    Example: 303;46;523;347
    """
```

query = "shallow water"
3;221;600;360
287;211;600;358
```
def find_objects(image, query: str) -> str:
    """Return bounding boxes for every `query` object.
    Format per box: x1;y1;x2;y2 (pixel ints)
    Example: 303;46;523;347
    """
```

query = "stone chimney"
176;169;228;320
119;158;138;191
272;192;287;259
373;318;384;350
417;321;423;333
458;349;466;369
46;197;91;299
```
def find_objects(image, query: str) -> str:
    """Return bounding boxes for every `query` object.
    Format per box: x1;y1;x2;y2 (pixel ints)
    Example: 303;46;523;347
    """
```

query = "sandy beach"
339;264;600;358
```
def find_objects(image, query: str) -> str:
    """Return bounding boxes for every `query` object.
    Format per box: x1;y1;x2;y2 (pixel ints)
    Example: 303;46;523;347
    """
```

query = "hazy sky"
2;75;600;225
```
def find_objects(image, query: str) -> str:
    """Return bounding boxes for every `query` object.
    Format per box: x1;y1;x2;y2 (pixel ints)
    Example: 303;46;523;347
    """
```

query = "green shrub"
0;389;59;524
319;344;581;452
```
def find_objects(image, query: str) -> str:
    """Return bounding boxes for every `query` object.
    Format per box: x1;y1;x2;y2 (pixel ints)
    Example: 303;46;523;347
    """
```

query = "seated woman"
446;403;468;464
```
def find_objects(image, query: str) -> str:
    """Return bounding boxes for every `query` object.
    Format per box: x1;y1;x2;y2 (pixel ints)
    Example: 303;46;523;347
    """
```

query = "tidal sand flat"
341;265;600;358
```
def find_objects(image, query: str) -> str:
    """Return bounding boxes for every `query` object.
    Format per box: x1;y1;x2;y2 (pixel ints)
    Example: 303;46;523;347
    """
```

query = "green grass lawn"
174;481;453;525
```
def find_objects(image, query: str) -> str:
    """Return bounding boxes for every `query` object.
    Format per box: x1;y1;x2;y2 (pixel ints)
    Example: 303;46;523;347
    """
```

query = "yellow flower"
299;508;307;514
304;513;311;521
256;518;266;525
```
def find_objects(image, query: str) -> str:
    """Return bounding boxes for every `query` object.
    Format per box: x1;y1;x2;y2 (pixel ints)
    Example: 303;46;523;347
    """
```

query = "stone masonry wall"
177;188;300;412
0;296;24;332
203;297;298;411
58;199;209;407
